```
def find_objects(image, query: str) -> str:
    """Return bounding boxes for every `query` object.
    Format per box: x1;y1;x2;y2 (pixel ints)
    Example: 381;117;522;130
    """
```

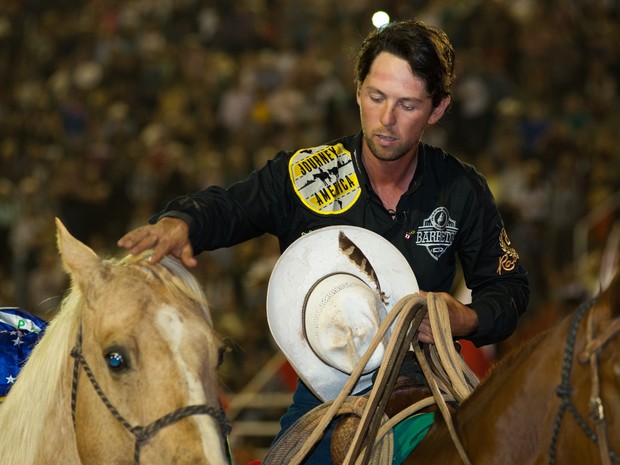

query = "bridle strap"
579;317;620;362
582;306;615;465
70;326;231;465
549;298;620;464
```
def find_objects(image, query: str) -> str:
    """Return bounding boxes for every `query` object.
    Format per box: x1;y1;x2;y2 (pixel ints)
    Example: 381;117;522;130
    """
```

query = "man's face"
356;51;449;162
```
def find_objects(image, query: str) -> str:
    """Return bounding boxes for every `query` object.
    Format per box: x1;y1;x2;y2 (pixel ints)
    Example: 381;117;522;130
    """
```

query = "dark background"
1;0;619;460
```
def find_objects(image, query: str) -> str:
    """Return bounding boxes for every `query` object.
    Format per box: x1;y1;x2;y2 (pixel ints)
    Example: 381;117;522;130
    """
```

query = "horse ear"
55;217;103;288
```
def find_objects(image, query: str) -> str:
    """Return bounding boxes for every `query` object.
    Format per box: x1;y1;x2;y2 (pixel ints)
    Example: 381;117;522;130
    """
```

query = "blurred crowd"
1;0;620;395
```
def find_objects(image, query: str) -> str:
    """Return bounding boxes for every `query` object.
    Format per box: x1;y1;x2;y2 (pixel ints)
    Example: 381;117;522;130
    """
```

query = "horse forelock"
117;252;213;326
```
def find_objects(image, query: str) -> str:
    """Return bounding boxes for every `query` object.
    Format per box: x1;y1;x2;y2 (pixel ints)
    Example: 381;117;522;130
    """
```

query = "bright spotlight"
372;11;390;29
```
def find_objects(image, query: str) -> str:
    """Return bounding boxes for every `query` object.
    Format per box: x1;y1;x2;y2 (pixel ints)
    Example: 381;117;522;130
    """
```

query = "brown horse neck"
406;326;566;464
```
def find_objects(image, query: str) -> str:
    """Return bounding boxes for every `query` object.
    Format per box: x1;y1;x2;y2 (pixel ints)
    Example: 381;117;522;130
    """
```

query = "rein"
70;325;231;465
550;298;620;465
262;293;477;465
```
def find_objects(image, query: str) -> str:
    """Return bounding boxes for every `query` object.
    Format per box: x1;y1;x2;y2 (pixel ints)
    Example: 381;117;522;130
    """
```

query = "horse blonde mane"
0;286;83;464
0;251;213;465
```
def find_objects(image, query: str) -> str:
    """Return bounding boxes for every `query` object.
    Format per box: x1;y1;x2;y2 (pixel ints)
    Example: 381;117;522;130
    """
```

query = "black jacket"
154;132;529;347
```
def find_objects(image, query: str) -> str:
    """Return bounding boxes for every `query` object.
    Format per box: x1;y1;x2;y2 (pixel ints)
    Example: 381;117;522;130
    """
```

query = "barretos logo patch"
416;207;458;260
289;143;361;214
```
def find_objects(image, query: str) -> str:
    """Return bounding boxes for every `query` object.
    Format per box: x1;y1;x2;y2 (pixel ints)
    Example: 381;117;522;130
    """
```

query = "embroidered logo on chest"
415;207;458;260
289;143;361;215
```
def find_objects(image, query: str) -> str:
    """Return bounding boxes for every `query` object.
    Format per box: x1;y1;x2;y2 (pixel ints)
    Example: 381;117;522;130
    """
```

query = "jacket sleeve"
151;152;292;253
456;174;530;347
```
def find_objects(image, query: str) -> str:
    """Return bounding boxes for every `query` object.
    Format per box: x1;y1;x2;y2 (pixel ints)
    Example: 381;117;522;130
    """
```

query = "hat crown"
304;273;386;375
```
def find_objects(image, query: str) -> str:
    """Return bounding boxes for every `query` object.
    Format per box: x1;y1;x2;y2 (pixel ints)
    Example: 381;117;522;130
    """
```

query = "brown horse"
0;219;230;465
401;272;620;464
326;273;620;465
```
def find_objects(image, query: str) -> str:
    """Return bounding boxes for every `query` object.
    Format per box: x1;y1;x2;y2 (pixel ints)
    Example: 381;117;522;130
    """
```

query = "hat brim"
266;225;419;401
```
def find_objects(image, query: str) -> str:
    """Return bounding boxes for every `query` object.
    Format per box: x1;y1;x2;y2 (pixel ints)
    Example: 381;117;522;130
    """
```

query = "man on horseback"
119;18;529;464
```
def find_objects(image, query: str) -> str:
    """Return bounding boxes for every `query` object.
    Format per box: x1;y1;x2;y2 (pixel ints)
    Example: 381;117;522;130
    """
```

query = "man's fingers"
148;240;195;267
180;245;197;268
118;220;194;267
118;227;155;251
417;331;435;344
117;230;142;249
147;233;179;264
417;320;435;344
128;233;160;257
148;244;167;264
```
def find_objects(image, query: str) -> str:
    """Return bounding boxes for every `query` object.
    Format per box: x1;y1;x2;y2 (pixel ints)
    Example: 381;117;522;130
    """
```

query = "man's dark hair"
354;19;455;108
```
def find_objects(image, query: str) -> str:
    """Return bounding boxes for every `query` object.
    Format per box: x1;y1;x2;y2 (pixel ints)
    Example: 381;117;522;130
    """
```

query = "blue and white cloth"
0;307;48;399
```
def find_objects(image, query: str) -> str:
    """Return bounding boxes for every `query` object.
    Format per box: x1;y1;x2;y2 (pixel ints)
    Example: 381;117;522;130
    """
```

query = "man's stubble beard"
363;131;417;163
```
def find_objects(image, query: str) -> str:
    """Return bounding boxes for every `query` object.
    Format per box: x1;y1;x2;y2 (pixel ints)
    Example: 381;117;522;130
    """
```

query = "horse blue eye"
106;352;125;370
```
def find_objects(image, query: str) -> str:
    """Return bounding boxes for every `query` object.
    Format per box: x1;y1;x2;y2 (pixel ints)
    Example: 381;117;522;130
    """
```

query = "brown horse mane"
0;251;212;465
466;270;620;403
488;274;620;381
462;326;548;407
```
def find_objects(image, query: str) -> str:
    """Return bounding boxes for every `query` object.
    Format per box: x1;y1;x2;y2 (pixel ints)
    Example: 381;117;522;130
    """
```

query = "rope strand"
263;292;478;465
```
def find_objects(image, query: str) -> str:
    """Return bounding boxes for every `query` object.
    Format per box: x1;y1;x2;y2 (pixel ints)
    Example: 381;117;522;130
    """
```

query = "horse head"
24;219;230;465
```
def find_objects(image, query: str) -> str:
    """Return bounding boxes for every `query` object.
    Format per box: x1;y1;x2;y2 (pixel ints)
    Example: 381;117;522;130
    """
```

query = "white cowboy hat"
266;225;419;401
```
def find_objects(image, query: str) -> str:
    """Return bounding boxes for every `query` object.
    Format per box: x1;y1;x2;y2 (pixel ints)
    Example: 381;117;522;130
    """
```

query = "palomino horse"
405;272;620;464
0;219;231;465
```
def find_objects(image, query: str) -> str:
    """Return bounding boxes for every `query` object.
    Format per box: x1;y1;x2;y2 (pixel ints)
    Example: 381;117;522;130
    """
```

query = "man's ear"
428;96;451;125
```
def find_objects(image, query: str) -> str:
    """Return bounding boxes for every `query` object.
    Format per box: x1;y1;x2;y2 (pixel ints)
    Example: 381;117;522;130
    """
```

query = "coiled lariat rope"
262;292;479;465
